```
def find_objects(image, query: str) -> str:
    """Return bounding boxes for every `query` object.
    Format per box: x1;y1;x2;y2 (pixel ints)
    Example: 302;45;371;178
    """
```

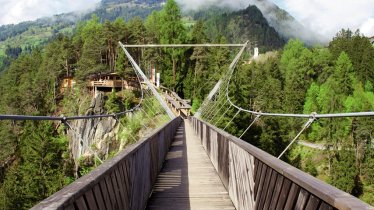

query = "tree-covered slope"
201;5;286;52
0;1;164;72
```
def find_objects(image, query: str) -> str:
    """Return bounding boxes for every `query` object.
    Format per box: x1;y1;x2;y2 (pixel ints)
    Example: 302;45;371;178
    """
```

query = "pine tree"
158;0;186;88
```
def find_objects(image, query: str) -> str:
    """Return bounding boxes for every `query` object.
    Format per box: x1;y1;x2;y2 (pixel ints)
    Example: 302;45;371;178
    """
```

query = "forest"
0;0;374;208
212;29;374;204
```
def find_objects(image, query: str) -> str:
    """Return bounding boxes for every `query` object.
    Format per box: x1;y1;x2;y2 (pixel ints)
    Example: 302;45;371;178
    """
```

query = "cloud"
0;0;100;26
282;0;374;39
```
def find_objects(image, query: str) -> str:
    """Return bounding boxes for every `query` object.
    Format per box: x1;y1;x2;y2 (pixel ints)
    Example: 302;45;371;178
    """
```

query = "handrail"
190;117;374;210
32;117;182;210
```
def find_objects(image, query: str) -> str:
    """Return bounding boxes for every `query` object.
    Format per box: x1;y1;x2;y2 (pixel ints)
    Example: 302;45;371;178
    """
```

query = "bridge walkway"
146;120;235;210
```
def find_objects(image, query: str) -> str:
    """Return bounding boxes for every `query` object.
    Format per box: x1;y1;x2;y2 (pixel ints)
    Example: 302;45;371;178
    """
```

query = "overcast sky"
0;0;100;26
278;0;374;38
0;0;373;40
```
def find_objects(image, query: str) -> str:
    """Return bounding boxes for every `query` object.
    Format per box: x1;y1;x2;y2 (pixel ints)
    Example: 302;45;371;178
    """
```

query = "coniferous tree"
158;0;186;88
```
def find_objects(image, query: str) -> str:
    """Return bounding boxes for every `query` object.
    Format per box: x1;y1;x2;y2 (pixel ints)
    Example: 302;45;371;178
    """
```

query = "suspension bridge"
1;42;374;210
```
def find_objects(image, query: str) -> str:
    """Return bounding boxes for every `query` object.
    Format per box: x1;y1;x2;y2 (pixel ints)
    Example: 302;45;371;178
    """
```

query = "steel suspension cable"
208;100;229;123
223;109;241;131
216;104;233;125
239;114;261;139
277;117;316;159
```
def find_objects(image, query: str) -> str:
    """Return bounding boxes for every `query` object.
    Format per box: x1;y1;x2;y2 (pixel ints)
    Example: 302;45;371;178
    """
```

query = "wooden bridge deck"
146;120;235;210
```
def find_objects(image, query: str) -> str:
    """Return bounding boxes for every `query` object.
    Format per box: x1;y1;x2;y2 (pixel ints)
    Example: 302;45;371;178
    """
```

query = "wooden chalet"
87;73;139;95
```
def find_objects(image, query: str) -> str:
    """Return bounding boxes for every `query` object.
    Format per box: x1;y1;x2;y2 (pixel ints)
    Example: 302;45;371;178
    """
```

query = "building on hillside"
87;73;139;95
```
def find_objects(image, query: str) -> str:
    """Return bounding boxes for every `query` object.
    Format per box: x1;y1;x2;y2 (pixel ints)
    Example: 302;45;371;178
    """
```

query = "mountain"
0;0;305;72
0;0;165;72
200;5;286;52
248;0;325;45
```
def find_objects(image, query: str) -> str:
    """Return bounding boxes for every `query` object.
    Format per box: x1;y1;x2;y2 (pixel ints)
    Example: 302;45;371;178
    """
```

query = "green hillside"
0;1;164;72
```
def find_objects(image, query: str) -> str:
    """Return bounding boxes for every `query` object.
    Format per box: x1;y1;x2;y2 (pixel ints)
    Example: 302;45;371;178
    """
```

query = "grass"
118;97;169;150
0;23;73;57
360;183;374;205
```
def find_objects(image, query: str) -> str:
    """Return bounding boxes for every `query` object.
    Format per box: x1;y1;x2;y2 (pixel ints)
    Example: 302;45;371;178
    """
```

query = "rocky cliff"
68;92;120;168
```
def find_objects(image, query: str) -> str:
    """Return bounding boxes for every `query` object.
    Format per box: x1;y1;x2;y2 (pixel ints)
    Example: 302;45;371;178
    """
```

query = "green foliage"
191;98;201;114
330;150;358;194
329;29;374;84
158;0;187;88
105;90;121;113
118;97;168;149
1;122;68;209
304;159;318;177
123;90;136;110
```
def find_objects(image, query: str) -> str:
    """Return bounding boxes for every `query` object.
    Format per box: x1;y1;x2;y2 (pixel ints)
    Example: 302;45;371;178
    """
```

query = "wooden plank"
140;142;152;209
150;136;159;185
105;175;118;209
92;184;106;210
158;129;166;169
228;141;256;210
255;162;268;203
275;178;292;210
257;168;273;209
200;121;203;141
284;183;301;210
130;146;142;210
202;124;207;149
114;167;127;209
117;162;130;210
217;134;229;189
254;160;263;197
263;170;278;210
209;129;219;170
295;188;310;210
319;202;334;210
75;196;88;210
253;158;259;181
110;171;124;208
84;189;98;210
269;174;284;210
64;204;75;210
99;179;112;209
206;125;211;155
305;194;321;210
